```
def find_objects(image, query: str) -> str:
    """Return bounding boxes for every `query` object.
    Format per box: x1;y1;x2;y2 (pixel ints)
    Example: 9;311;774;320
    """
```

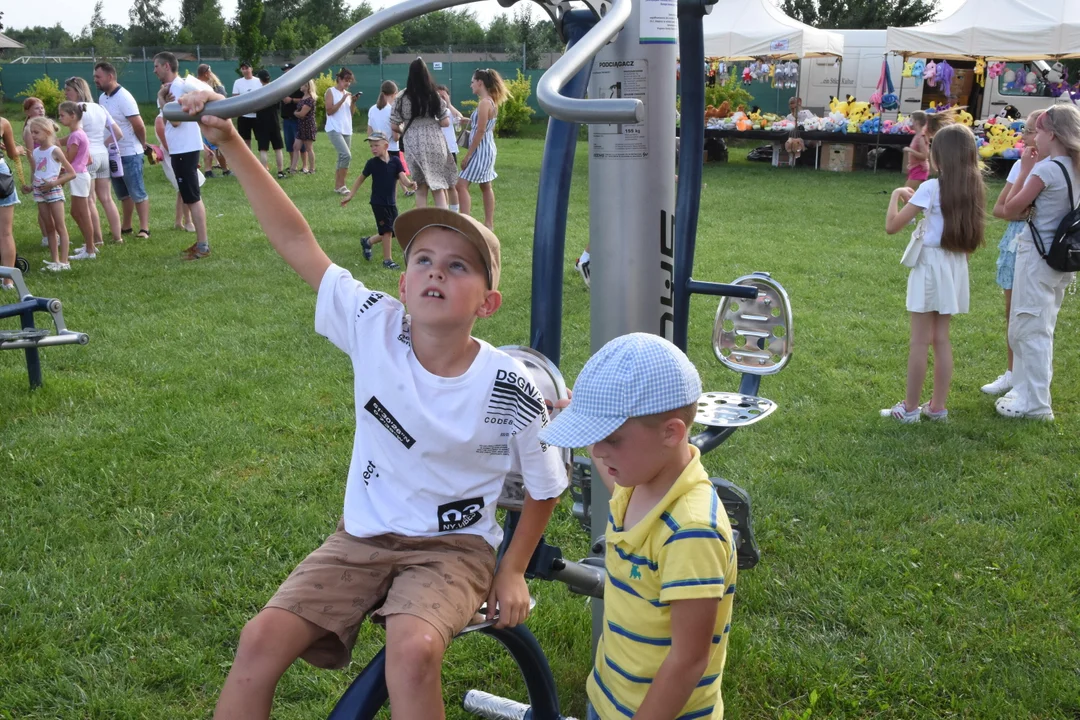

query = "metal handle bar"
535;0;644;124
549;557;606;598
164;0;484;122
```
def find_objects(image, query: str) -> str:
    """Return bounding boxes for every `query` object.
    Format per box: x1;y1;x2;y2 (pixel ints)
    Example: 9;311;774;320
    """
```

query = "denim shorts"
996;222;1024;290
0;160;19;208
587;704;601;720
283;118;299;152
111;153;148;203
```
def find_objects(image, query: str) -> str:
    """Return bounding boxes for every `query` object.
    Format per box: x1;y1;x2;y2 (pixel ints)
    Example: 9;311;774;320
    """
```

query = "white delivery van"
798;29;1071;121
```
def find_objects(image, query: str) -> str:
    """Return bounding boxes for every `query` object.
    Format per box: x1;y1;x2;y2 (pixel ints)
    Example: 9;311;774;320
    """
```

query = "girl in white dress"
881;124;986;422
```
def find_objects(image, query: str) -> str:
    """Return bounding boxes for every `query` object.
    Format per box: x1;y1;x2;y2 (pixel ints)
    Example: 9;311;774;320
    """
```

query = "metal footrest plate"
0;328;50;342
695;392;777;428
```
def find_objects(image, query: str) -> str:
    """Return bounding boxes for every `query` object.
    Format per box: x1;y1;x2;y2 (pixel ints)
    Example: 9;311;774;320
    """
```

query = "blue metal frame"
0;298;50;390
529;10;598;367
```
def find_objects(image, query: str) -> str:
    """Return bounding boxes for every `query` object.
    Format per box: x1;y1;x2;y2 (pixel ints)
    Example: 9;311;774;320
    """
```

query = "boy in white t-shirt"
181;89;568;720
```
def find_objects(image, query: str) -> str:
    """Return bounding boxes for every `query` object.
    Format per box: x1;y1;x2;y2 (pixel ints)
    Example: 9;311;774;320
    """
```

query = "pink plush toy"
924;60;938;86
988;62;1006;79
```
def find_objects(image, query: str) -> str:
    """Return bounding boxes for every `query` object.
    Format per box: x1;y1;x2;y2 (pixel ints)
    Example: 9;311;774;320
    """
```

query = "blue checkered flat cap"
539;333;703;448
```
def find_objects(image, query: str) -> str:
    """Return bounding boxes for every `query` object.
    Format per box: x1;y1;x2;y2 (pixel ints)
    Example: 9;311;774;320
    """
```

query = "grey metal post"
379;46;384;82
449;45;453;101
586;0;678;645
197;45;202;63
42;48;47;77
522;41;527;73
92;46;96;67
142;47;150;103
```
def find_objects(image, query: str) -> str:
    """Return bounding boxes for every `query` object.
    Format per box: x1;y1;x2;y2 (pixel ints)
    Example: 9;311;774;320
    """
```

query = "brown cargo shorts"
265;522;496;669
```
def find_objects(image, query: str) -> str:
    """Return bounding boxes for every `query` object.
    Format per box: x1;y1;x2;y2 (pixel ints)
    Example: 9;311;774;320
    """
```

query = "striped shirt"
588;445;736;720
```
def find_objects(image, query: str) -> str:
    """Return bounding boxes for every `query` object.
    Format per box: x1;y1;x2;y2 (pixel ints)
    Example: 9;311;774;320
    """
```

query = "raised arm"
885;187;921;235
183;90;331;290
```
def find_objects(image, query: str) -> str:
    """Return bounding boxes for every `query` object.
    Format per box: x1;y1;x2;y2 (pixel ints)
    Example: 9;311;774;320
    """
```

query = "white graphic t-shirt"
315;264;568;548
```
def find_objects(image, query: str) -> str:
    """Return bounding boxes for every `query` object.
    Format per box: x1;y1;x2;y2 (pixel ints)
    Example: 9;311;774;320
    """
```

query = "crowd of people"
0;55;510;278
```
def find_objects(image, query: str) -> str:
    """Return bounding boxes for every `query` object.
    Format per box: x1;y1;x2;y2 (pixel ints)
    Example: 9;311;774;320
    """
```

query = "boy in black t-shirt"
342;131;416;269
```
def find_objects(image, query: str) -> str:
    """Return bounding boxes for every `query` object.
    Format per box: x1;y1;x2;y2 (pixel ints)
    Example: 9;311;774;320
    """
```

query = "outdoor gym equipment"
0;266;89;390
164;0;793;715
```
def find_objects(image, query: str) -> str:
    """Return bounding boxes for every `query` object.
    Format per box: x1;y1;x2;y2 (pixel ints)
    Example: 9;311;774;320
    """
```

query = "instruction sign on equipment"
591;59;650;160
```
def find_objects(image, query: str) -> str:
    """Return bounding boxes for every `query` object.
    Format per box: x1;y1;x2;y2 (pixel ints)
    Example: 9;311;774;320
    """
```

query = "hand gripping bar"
535;0;644;124
163;0;485;122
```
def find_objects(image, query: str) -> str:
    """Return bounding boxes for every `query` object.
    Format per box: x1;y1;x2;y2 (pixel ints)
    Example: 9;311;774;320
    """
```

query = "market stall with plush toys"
698;0;1080;171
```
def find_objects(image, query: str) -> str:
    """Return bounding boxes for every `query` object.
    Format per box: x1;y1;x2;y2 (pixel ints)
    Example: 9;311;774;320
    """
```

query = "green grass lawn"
2;121;1078;719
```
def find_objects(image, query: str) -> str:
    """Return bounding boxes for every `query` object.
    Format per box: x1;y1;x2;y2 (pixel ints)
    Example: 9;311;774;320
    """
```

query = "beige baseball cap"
394;208;501;291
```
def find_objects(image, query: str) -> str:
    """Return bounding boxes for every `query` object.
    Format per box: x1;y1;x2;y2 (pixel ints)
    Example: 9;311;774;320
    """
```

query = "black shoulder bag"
1027;160;1080;273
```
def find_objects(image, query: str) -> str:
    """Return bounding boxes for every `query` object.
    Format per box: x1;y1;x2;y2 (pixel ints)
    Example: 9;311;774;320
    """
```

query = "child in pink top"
59;101;98;260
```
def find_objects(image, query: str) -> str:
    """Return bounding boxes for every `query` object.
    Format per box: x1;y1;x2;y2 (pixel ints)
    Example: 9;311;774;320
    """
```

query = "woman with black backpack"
999;104;1080;421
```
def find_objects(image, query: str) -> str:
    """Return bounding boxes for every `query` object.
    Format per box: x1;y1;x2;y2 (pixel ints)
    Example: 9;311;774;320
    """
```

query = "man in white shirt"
231;61;263;150
154;52;213;260
94;61;152;238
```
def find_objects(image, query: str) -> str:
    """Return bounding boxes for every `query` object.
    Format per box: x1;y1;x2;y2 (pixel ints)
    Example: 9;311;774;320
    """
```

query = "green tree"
350;1;404;60
300;0;349;36
272;18;302;53
235;0;267;67
176;27;195;44
300;23;332;51
484;15;515;48
181;0;205;27
503;5;561;68
191;0;227;46
128;0;173;46
74;1;125;57
7;24;74;50
779;0;937;29
261;0;301;39
400;9;485;50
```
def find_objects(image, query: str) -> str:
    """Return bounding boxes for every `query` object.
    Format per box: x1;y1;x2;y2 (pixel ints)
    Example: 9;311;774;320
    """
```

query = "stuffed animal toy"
903;61;915;78
988;62;1006;79
938;61;954;96
784;137;805;157
974;58;986;87
924;60;938;86
912;59;925;80
742;66;752;85
957;109;973;126
717;100;731;118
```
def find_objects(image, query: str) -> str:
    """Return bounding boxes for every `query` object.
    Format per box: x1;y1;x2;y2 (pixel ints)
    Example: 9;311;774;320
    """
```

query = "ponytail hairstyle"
909;110;928;132
473;68;509;107
377;80;398;110
1035;104;1080;176
63;76;95;103
931;124;985;254
925;107;960;135
58;101;84;121
336;67;355;84
198;63;224;90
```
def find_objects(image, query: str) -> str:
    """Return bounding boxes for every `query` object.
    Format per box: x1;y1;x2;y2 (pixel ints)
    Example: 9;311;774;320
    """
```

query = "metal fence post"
42;48;48;78
197;45;201;63
92;46;97;67
379;47;384;82
449;44;453;101
142;47;150;103
522;42;526;73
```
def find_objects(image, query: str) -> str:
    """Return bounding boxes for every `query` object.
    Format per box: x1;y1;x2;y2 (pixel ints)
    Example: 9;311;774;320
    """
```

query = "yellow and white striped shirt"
588;446;737;719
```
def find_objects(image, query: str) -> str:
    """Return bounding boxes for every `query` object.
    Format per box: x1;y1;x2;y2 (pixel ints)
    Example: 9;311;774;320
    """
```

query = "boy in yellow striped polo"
540;333;737;720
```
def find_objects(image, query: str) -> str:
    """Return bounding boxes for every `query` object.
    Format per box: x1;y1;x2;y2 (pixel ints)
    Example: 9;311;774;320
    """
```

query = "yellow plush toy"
903;61;915;78
957;109;973;126
974;58;986;87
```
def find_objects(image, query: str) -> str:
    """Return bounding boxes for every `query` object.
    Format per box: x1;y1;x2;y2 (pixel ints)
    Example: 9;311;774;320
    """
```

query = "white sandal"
994;397;1054;421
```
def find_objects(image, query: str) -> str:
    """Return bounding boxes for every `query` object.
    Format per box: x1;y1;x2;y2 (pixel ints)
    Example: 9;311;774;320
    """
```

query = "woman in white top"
999;104;1080;421
63;76;123;244
325;67;360;194
368;80;408;198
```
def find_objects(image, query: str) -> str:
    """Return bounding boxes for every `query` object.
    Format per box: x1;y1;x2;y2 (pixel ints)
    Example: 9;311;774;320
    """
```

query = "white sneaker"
41;261;71;272
980;371;1013;396
880;401;920;423
69;249;97;261
575;257;591;289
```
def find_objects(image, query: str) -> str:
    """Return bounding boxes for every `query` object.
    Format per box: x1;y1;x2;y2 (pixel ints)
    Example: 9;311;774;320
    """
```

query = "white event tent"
885;0;1080;60
702;0;844;60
